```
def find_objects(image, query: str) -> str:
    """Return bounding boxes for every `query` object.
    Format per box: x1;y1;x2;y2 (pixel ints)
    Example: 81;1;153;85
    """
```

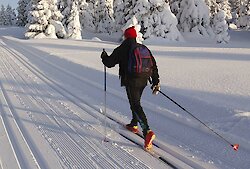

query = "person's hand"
101;49;108;59
151;83;160;95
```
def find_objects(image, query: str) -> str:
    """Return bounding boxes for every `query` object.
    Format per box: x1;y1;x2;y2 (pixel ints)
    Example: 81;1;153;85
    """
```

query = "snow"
0;26;250;169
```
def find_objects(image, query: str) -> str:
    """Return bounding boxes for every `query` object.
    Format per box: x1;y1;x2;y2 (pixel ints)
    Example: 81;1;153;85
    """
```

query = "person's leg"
126;85;155;149
125;86;138;126
126;85;150;135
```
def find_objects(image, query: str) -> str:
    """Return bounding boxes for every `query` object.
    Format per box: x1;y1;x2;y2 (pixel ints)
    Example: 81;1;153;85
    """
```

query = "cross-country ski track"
1;36;243;169
0;37;213;169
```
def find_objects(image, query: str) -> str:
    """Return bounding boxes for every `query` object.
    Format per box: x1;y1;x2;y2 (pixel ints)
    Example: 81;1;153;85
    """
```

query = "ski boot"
144;130;155;150
125;124;139;134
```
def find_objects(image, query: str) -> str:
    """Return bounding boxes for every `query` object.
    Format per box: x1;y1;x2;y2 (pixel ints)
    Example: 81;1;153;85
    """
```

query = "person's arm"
101;46;121;68
150;54;160;94
151;55;160;85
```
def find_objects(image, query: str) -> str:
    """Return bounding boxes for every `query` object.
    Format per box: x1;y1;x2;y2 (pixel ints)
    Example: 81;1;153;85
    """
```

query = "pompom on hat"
124;26;137;39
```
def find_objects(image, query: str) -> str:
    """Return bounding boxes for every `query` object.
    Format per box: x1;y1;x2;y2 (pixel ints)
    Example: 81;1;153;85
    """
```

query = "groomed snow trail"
6;34;250;168
1;28;250;169
0;35;218;168
0;40;175;169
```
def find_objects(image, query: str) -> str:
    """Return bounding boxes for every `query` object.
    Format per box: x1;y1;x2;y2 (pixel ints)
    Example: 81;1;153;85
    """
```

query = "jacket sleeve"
102;46;121;68
151;54;160;85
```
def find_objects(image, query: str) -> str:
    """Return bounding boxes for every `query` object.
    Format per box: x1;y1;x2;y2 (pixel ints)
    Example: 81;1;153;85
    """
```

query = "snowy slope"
0;27;250;169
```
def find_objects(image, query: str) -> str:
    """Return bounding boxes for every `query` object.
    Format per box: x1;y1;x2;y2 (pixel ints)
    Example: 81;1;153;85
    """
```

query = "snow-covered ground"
0;27;250;169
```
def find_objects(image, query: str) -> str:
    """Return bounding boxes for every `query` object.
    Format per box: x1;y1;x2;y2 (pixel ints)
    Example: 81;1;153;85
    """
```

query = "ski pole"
157;90;239;151
103;49;108;142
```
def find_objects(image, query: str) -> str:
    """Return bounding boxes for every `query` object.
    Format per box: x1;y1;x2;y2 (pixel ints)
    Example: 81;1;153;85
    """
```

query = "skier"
101;26;160;150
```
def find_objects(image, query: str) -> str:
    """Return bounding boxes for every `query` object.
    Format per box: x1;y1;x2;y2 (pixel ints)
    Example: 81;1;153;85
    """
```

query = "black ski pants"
125;85;150;135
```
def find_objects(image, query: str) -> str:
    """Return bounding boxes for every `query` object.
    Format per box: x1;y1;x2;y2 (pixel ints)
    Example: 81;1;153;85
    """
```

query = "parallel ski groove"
1;50;115;168
1;41;158;168
34;100;97;168
102;141;151;169
0;84;22;169
3;39;202;168
100;111;179;168
0;47;43;169
119;132;178;169
1;46;100;168
0;48;22;169
13;61;125;169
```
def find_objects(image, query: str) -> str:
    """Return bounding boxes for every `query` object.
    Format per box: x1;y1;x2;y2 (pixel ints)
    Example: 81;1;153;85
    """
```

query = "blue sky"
0;0;18;8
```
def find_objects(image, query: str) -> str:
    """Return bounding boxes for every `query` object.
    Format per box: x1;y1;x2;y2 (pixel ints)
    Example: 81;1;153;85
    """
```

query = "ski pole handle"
101;48;107;59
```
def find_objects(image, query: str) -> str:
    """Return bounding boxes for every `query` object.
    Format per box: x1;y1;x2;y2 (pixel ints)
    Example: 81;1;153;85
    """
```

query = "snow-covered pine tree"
216;0;232;23
122;0;182;41
113;0;125;31
0;5;6;25
5;5;16;26
247;0;250;29
79;0;96;32
142;1;183;41
25;0;65;39
123;0;151;30
49;0;66;38
123;0;134;23
205;0;231;31
67;1;82;39
11;8;17;26
78;0;87;11
213;10;230;43
229;0;240;24
229;0;239;12
204;0;211;6
237;0;250;29
57;0;70;28
96;0;115;34
4;5;11;25
177;0;212;36
25;0;50;38
57;0;66;14
169;0;180;16
133;0;150;19
17;0;29;26
205;0;218;17
59;0;82;39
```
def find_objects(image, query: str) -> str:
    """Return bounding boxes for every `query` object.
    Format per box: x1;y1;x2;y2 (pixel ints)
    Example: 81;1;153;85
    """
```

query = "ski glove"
101;49;108;59
151;83;160;95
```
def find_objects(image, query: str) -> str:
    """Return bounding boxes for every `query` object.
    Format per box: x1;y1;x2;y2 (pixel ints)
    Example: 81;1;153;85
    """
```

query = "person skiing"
101;26;160;150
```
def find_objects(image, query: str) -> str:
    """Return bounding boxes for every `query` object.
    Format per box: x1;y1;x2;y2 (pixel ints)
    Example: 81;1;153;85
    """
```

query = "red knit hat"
124;26;137;39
